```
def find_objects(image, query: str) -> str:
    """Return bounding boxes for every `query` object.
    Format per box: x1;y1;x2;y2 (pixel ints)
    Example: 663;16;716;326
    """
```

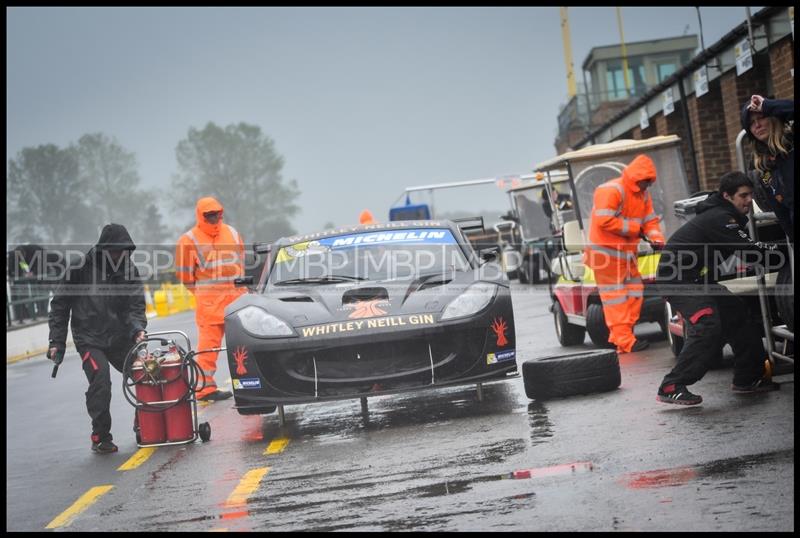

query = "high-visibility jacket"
584;154;665;270
175;197;245;326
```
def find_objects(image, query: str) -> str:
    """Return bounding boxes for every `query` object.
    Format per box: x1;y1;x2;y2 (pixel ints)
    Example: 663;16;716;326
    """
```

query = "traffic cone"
144;284;158;318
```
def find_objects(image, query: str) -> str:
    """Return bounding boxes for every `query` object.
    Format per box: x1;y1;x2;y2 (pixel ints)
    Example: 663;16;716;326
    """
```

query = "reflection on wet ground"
619;448;794;489
266;380;522;442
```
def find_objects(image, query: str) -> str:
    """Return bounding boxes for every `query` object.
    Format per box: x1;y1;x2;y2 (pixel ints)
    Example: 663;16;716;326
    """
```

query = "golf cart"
504;171;572;284
533;135;692;348
665;130;793;376
389;176;536;277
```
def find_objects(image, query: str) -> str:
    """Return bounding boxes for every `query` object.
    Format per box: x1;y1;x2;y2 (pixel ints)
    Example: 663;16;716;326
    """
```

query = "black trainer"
656;383;702;405
91;434;119;454
199;389;232;401
630;339;650;352
731;378;780;393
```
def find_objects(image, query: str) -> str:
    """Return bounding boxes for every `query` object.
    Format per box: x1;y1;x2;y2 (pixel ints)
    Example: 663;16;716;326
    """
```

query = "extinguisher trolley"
122;330;218;447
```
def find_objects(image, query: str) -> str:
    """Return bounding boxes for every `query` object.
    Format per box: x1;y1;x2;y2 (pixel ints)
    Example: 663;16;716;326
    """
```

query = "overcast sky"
7;6;760;238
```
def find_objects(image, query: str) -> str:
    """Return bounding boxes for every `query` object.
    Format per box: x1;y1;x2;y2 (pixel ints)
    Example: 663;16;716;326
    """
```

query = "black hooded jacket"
740;98;794;241
48;224;147;351
656;193;776;286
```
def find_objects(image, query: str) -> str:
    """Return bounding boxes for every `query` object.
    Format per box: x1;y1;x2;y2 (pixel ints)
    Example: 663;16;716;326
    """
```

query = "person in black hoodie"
654;172;780;405
47;224;147;453
740;94;793;242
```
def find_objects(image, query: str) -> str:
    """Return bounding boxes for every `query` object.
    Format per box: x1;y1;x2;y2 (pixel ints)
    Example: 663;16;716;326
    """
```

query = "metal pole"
678;79;701;193
565;161;585;232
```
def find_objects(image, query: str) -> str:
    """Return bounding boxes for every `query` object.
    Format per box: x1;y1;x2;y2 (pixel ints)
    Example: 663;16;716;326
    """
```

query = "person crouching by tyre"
655;172;779;405
47;224;147;453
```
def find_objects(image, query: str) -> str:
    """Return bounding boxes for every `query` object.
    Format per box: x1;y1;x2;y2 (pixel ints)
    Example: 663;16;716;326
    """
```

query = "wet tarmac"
6;284;794;531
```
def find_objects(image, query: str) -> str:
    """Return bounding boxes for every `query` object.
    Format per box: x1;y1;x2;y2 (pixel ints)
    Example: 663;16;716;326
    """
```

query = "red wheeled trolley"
123;330;218;447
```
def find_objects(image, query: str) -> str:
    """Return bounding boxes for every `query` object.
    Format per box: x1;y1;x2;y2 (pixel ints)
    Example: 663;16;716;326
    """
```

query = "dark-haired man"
655;171;780;405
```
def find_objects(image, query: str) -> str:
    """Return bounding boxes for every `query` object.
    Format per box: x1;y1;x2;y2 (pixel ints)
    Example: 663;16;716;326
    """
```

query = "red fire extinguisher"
132;348;166;444
161;345;194;442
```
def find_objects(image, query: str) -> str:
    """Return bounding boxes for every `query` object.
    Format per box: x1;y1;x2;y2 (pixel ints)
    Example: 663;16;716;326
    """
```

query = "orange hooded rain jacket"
175;197;245;326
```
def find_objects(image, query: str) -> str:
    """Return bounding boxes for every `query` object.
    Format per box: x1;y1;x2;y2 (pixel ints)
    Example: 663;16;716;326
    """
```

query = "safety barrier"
146;283;195;319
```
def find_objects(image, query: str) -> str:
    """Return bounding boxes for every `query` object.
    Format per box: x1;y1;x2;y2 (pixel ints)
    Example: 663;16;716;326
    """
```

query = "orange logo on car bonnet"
491;317;509;347
346;299;389;319
233;346;248;375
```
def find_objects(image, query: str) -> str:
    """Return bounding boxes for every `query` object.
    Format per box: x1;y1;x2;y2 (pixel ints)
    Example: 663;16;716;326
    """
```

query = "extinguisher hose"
122;341;208;413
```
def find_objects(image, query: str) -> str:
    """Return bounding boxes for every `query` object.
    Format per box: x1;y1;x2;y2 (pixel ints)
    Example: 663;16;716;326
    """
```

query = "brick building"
560;6;794;194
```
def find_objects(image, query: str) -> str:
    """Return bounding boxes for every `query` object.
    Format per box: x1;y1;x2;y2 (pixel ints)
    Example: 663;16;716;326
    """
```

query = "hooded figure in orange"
175;197;245;401
584;154;665;353
359;209;376;225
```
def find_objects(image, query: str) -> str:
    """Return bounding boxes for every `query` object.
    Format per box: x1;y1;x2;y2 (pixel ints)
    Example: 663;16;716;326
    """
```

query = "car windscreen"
267;228;470;286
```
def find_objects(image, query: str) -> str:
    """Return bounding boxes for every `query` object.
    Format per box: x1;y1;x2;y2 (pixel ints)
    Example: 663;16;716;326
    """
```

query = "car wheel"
664;301;684;357
586;303;614;348
775;263;794;331
553;300;585;346
199;422;211;442
522;349;621;400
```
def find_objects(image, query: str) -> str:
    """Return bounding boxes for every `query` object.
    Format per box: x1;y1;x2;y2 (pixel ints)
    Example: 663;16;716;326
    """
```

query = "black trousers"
75;342;130;442
660;286;766;389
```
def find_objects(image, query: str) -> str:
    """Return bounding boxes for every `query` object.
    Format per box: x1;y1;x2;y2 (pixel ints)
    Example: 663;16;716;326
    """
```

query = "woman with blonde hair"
740;94;794;242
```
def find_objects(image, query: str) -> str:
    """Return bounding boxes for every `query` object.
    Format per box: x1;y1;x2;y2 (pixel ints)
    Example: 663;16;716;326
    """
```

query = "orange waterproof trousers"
594;259;644;353
195;323;226;399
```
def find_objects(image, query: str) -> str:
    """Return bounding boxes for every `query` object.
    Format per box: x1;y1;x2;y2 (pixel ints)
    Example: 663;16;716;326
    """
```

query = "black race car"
223;219;517;415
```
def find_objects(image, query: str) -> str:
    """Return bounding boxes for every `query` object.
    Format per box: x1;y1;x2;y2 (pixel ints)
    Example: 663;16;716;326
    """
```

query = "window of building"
657;62;677;83
605;63;646;100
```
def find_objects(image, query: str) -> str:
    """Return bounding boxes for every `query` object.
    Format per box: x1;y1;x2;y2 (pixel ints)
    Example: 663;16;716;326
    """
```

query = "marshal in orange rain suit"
175;197;245;400
584;154;666;353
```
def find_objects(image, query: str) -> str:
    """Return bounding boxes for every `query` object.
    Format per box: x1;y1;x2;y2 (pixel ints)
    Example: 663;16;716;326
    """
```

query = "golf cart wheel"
519;256;534;284
199;422;211;442
522;349;621;400
553;300;585;346
586;303;614;348
664;302;684;357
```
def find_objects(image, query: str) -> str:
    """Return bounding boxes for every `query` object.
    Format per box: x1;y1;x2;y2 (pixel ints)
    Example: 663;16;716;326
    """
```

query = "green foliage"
7;136;171;246
171;122;300;242
7;144;92;244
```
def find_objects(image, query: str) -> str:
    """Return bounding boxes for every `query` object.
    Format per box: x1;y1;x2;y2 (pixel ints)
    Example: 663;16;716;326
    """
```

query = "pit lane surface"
6;283;794;531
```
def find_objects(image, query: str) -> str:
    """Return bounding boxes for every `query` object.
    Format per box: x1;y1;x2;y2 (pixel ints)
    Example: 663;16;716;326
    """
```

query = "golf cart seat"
551;219;585;280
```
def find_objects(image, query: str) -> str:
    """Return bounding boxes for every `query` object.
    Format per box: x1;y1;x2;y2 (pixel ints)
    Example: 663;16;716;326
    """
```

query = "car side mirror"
234;276;254;287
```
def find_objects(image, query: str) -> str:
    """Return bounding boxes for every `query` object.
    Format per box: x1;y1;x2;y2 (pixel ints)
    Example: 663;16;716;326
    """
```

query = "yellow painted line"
224;467;270;507
264;437;290;455
117;447;158;471
45;485;114;529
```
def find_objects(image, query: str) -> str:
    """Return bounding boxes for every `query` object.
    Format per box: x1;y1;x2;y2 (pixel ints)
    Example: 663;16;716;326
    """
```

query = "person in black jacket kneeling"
655;172;780;405
47;224;147;453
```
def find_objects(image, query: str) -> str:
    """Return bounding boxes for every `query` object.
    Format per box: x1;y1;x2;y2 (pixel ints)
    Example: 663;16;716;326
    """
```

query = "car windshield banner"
276;228;457;263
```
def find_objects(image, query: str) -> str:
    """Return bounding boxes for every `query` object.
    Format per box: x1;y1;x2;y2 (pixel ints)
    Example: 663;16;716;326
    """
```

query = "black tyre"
518;256;535;284
586;303;614;348
775;263;794;331
522;349;621;400
664;302;684;357
553;300;585;346
199;422;211;442
236;405;277;416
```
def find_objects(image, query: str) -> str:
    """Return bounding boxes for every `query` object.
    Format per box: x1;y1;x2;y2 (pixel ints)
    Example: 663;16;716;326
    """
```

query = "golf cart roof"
506;170;570;193
533;135;681;173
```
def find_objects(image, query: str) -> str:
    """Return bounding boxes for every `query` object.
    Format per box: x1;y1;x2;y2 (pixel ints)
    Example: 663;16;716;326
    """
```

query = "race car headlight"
236;306;296;337
440;282;497;321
